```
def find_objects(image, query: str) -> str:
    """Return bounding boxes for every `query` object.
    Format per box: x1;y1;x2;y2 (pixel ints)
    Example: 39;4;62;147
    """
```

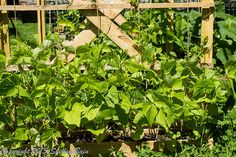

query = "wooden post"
0;0;2;50
37;0;42;45
201;0;214;67
0;0;10;65
166;0;174;53
41;0;46;40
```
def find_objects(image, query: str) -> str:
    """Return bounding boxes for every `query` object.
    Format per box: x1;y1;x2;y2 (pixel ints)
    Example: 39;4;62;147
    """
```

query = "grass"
9;19;39;48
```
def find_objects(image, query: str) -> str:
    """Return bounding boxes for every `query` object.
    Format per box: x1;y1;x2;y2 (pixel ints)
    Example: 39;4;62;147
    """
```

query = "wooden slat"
114;14;127;26
97;0;127;19
65;0;128;62
201;0;214;67
0;0;10;65
0;2;215;11
85;13;140;60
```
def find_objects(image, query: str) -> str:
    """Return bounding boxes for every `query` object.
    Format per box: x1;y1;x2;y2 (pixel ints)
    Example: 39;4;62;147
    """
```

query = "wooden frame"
0;3;215;11
201;0;214;67
0;1;215;66
0;0;10;65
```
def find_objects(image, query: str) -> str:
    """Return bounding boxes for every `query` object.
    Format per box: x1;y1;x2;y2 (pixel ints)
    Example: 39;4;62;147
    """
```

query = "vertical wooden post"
166;0;174;52
37;0;42;45
0;0;10;65
41;0;46;40
0;0;2;50
201;0;214;67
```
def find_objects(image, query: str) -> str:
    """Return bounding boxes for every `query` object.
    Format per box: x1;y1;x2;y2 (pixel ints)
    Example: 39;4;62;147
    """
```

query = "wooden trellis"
0;0;214;66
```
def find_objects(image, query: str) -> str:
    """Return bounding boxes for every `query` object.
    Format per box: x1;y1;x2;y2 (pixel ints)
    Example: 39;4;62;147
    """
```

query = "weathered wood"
0;0;10;65
166;0;174;52
41;0;46;40
0;2;215;11
0;0;2;50
85;12;140;60
201;0;214;67
65;0;129;62
37;0;42;44
69;140;191;157
97;0;127;19
114;14;127;25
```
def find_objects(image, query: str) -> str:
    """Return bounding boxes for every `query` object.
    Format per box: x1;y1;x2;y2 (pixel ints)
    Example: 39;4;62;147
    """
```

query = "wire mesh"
225;0;236;15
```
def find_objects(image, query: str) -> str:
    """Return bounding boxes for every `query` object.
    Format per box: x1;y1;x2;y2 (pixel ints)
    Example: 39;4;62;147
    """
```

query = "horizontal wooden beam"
0;2;215;11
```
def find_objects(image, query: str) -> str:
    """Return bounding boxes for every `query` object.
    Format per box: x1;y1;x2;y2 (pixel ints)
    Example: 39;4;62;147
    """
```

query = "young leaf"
142;104;158;126
84;107;100;121
156;109;168;131
14;127;29;141
120;94;131;114
63;103;85;127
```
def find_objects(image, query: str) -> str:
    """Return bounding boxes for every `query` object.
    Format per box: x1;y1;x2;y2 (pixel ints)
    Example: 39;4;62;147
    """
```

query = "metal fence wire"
225;0;236;15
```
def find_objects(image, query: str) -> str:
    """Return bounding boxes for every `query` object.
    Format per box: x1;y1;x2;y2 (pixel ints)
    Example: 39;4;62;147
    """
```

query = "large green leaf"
14;127;29;141
120;94;131;114
106;86;119;107
193;79;215;99
142;104;158;126
225;61;236;79
84;107;100;121
96;109;116;121
41;128;61;145
217;19;236;39
156;109;168;131
63;103;85;127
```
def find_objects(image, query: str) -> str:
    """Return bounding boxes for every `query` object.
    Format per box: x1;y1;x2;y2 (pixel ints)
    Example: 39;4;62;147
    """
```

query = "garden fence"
0;0;214;66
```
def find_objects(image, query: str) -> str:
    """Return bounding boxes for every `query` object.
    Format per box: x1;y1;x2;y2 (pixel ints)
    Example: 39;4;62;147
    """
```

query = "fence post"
0;0;2;51
166;0;174;52
0;0;10;65
201;0;214;67
41;0;46;41
37;0;42;44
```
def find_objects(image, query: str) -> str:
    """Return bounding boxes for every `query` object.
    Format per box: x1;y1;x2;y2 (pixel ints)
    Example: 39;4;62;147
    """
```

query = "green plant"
0;5;235;155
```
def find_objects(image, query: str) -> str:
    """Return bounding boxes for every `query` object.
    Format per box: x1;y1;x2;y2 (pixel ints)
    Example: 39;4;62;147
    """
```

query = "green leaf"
156;109;168;131
14;127;29;141
87;128;105;136
161;60;176;75
131;125;144;141
6;87;18;97
42;40;53;49
63;103;85;127
41;128;61;145
193;79;215;99
36;69;51;86
120;94;131;114
18;85;29;97
120;22;132;31
225;61;236;79
84;107;100;121
76;45;91;54
217;19;236;39
107;86;119;105
58;18;75;32
142;104;158;126
172;78;184;90
216;48;227;65
124;61;146;73
193;130;201;139
133;112;145;124
97;109;116;121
